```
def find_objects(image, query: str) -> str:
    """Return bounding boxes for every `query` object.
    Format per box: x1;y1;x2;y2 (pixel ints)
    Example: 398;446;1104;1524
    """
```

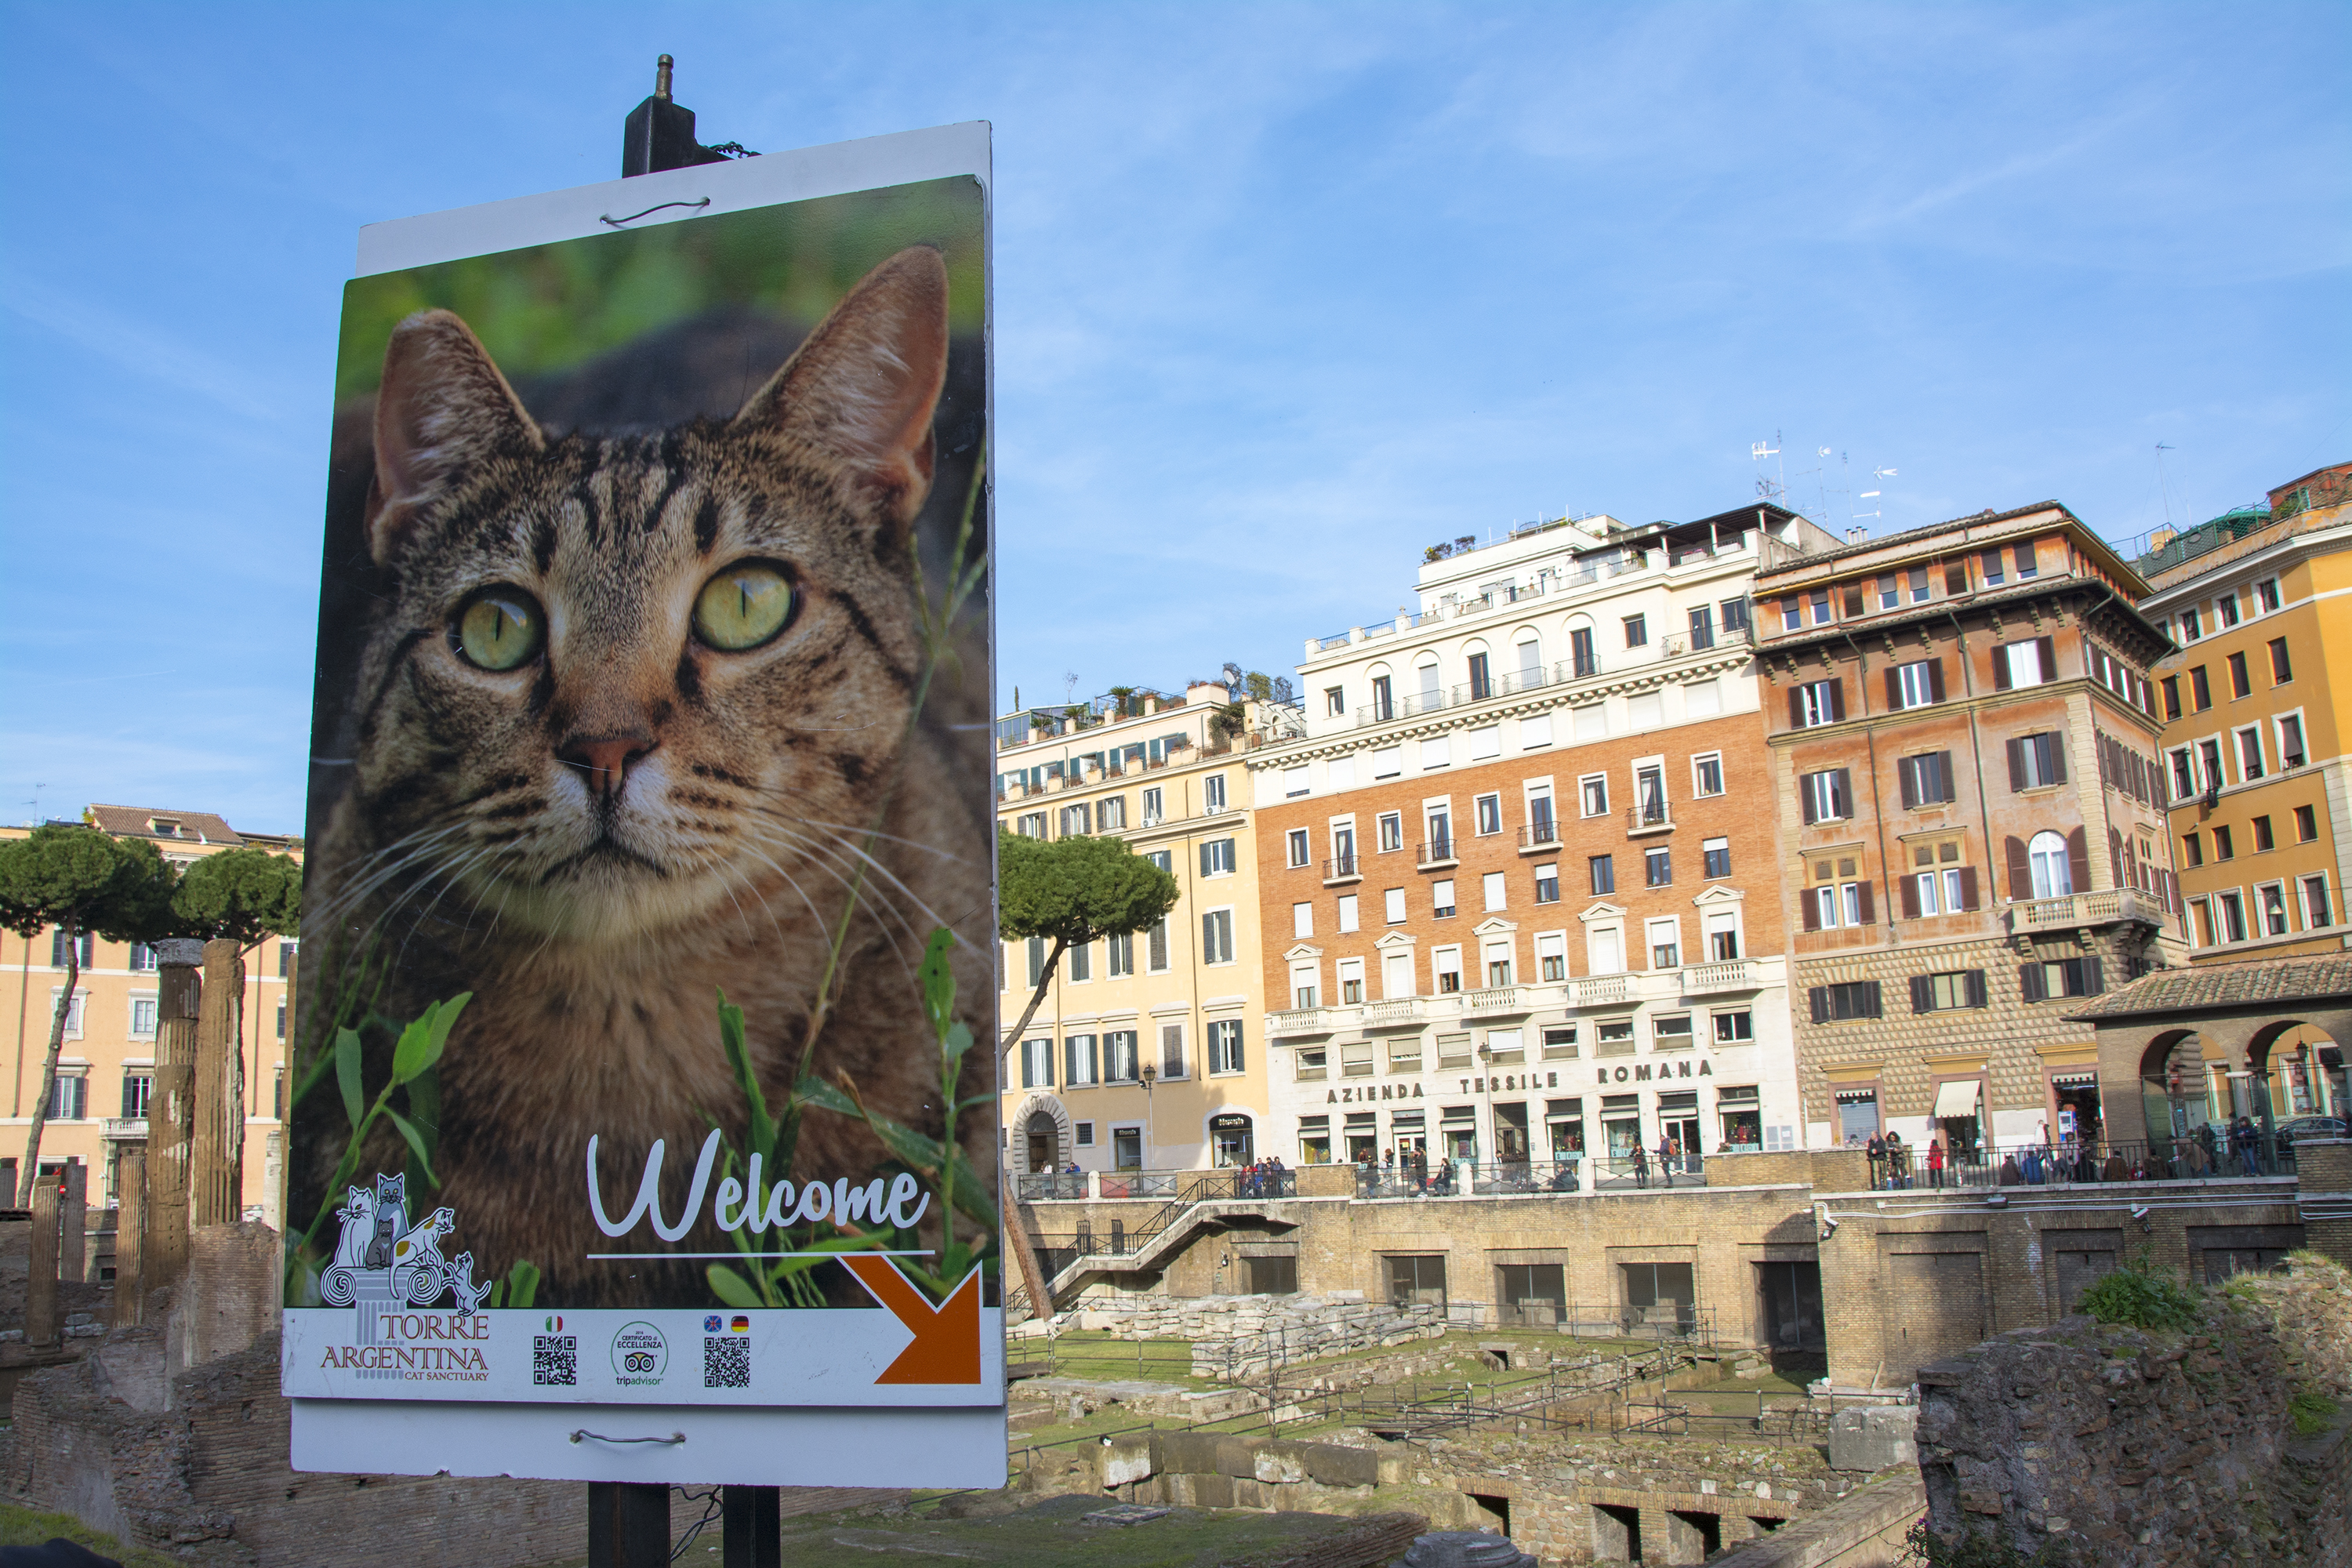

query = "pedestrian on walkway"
1926;1136;1946;1189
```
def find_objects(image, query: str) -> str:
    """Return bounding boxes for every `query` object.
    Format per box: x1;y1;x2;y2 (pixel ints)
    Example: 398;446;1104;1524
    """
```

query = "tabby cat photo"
293;193;994;1309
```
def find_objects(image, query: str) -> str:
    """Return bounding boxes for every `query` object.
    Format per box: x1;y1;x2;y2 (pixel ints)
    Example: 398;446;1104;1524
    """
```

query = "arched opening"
2028;830;2072;898
2246;1019;2345;1168
1024;1109;1062;1175
2136;1030;2225;1171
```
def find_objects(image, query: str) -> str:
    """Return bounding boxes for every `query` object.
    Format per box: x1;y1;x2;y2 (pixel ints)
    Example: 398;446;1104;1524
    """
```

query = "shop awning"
1933;1079;1982;1120
2049;1071;2099;1088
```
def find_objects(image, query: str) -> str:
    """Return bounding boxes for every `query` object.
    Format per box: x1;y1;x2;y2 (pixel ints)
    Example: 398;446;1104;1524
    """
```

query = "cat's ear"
368;309;543;566
731;245;949;532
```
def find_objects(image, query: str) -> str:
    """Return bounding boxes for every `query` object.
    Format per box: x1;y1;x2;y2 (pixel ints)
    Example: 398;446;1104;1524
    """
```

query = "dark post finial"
655;54;673;103
622;53;748;178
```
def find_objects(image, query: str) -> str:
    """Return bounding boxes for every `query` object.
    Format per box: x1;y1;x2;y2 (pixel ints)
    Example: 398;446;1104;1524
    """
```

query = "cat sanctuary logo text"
308;1173;495;1382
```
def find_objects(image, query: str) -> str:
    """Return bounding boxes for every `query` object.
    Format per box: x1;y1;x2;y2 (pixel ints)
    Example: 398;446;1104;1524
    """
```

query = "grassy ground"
0;1503;190;1568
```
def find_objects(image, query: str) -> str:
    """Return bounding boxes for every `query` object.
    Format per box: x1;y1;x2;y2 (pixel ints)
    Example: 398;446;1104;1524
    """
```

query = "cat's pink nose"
561;732;654;801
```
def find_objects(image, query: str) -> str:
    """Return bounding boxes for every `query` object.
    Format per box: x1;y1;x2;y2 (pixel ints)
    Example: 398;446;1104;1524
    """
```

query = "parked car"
2276;1116;2347;1142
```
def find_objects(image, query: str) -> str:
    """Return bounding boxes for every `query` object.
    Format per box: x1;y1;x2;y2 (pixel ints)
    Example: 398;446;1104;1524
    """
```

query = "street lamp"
1139;1062;1156;1179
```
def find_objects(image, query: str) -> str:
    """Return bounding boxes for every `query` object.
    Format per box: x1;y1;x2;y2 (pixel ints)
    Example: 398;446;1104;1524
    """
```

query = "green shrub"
2075;1257;2201;1332
2289;1387;2339;1438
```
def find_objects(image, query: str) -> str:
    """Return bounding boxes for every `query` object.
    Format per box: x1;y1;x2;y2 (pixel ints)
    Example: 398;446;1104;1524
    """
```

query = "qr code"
703;1336;750;1389
534;1334;578;1386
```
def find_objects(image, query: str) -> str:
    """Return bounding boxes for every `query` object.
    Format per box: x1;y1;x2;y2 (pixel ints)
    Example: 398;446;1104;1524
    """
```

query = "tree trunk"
16;920;77;1207
996;939;1065;1320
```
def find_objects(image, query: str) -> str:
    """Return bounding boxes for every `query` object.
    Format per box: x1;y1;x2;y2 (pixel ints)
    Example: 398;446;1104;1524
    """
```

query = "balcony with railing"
1465;985;1525;1016
1626;800;1674;837
1573;975;1632;1008
1268;1008;1331;1037
1679;960;1759;996
2006;888;2166;936
1323;855;1361;886
1417;837;1458;869
102;1116;148;1142
1518;820;1562;854
1363;997;1426;1027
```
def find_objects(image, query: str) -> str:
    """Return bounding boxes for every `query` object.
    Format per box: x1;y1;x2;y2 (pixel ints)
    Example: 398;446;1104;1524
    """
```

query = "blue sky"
2;2;2345;835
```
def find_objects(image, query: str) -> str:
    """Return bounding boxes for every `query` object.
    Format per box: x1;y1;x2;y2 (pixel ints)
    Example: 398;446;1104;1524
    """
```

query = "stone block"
1212;1435;1262;1479
1829;1403;1919;1472
1155;1431;1220;1477
1102;1436;1154;1488
1254;1443;1309;1484
1189;1472;1236;1509
1302;1442;1381;1489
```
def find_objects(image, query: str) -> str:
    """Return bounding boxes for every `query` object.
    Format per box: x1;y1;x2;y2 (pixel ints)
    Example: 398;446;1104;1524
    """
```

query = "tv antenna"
2154;443;2179;529
1853;466;1897;522
24;782;46;827
1751;432;1787;505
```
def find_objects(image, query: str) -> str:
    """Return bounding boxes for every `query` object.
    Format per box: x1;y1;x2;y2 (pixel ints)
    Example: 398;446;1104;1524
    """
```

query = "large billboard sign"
282;125;1003;1486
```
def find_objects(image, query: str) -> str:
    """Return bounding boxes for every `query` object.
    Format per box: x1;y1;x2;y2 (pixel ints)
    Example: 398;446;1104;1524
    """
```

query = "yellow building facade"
996;681;1283;1192
2;805;299;1227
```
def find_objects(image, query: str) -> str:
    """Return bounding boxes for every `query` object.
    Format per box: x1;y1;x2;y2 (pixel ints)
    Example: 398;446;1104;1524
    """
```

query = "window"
1058;802;1091;836
50;929;93;968
1537;934;1566;981
1475;793;1502;836
1579;774;1609;816
1902;837;1975;916
1635;764;1668;826
1160;1024;1187;1079
1653;1013;1693;1049
1588;924;1624;975
1800;768;1853;824
1424;808;1453;859
1074;1121;1094;1148
1207;1020;1245;1074
1287;829;1311;868
2214;824;2235;860
2181;831;2205;867
1689;604;1715;650
1147;917;1170;972
2027;830;2073;896
1911;971;1989;1011
2179;604;2201;641
1875;575;1900;611
2007;733;2066;791
2256;578;2281;612
2020;957;2104;1000
1376;811;1403;853
1780;597;1803;632
1595;1018;1635;1053
1020;1038;1054;1087
1338;957;1364;1004
1721;597;1751;633
1897;751;1957;808
1370;677;1395;722
1105;1031;1141;1082
1481;872;1506;912
1702;837;1730;879
2217;891;2247;942
1203;775;1227;811
1907;568;1931;604
1485;943;1515;987
1384;887;1408;924
2013;542;2038;579
1692;753;1724;797
1518;637;1544;681
1588;855;1616;895
1791;679;1845;728
1713;1010;1754;1043
122;1072;153;1119
1891;659;1944;710
2217;593;2240;628
1140;789;1163;826
2161;677;2182;720
2260;883;2289;937
1200;837;1236;876
1067;942;1092;982
1433;879;1458;918
2303;876;2333;928
1434;948;1464;993
2237;727;2264;782
2296;804;2318;842
1706;909;1740;960
2228;651;2251;699
1113;1126;1144;1169
48;1075;87;1121
129;942;158;973
1623;613;1648;648
1644;847;1672;887
2200;738;2223;795
1324;686;1345;717
1201;909;1235;964
2191;666;2212;710
1466;651;1493;699
1980;547;2006;586
1108;931;1135;977
1808;982;1883;1022
2279;713;2307;768
1996;637;2055;690
1098;796;1127;829
1570;626;1598;677
1804;854;1872;930
1645;917;1679;969
1336;894;1359;932
1025;937;1047;988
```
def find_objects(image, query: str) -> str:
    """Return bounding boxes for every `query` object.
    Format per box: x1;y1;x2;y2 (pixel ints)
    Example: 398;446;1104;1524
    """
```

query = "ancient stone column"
27;1173;60;1346
114;1151;147;1326
192;938;248;1228
59;1157;87;1283
147;937;204;1293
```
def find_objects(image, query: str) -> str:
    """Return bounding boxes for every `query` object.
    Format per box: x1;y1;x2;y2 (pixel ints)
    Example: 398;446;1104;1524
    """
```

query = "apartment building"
1756;503;2186;1158
2136;463;2352;966
2;806;299;1223
996;682;1280;1181
1249;505;1837;1180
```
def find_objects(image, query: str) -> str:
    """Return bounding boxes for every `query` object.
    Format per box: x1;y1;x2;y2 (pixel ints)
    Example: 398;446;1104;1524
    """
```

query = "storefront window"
1210;1113;1255;1167
1835;1088;1880;1145
1717;1087;1762;1152
1299;1117;1332;1165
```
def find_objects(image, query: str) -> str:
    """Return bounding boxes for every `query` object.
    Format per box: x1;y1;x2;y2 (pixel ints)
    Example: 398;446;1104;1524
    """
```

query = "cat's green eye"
453;588;545;671
693;563;794;652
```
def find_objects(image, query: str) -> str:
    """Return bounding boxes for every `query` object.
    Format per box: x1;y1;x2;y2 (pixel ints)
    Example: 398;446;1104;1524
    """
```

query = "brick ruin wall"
1915;1254;2352;1568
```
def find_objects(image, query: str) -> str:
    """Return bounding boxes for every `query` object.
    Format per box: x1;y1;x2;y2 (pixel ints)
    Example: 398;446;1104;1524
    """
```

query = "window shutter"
1885;668;1902;710
1855;881;1875;924
1900;876;1921;920
1801;779;1818;826
2020;963;2046;1002
1994;645;2013;691
1833;769;1852;817
1788;689;1803;728
1802;890;1821;932
1958;866;1980;910
1199;843;1212;877
1964;970;1988;1007
1929;659;1945;702
2108;829;2123;884
2084;956;2105;996
1863;980;1883;1018
2096;737;2111;789
2067;828;2090;895
2036;637;2056;683
2045;735;2067;785
2005;837;2031;900
1935;751;1955;802
2006;739;2025;792
1808;986;1828;1024
1829;680;1846;721
1844;587;1864;617
1898;759;1918;811
1910;975;1933;1014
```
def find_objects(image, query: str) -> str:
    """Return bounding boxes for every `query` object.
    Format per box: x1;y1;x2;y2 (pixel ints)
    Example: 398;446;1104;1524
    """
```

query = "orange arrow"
841;1256;984;1385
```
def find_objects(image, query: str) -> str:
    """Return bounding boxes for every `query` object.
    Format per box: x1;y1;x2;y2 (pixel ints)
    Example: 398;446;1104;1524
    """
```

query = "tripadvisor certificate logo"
611;1322;670;1386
